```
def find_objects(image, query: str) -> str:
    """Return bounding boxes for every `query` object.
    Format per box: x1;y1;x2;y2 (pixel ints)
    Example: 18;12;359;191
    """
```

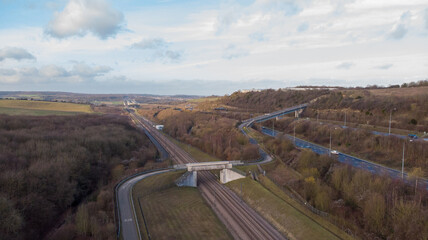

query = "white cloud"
297;22;309;32
2;1;428;93
222;44;249;60
0;68;17;76
0;47;35;61
40;65;69;78
374;64;393;70
388;11;411;39
336;62;354;69
71;62;111;77
132;38;182;63
45;0;124;39
215;0;304;34
249;32;267;42
425;8;428;30
0;63;112;84
132;38;167;50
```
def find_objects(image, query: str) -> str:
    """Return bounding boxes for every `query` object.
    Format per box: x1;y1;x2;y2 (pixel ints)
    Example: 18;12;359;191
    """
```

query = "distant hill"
0;91;201;104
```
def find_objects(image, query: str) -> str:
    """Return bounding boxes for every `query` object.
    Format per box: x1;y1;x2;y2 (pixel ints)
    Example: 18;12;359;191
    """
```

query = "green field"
92;100;124;105
132;171;232;240
226;177;354;240
187;97;220;103
0;99;93;115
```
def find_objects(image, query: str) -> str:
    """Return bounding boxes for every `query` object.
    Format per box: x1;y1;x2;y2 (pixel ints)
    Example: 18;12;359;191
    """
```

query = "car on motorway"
330;150;339;155
408;134;418;141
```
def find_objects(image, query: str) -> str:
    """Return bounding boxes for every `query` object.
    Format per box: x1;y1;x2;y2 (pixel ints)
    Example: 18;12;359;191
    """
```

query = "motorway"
117;110;286;240
260;126;428;189
236;103;428;189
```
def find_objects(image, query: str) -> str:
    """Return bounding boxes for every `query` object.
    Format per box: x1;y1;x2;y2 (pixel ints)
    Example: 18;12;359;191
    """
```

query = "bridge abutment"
175;161;246;187
220;168;246;184
175;170;197;187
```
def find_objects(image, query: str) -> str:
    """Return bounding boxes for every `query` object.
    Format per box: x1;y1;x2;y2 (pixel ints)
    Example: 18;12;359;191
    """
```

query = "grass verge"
132;171;232;240
226;177;354;240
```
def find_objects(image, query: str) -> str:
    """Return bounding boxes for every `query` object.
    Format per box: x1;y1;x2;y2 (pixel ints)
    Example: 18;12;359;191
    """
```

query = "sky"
0;0;427;95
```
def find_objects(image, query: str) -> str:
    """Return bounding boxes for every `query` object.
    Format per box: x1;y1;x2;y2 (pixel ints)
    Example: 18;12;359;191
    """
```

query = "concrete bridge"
174;161;246;187
249;103;308;124
239;103;308;134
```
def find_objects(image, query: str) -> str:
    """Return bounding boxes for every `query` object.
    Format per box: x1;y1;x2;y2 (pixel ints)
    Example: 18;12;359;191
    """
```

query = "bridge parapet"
188;163;232;171
175;161;246;187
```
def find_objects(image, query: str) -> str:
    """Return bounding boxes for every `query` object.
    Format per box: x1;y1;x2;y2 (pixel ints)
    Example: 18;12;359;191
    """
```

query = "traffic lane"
260;127;428;189
118;169;173;240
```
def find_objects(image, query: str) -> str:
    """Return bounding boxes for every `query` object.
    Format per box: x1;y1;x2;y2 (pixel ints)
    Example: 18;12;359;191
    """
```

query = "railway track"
129;111;286;240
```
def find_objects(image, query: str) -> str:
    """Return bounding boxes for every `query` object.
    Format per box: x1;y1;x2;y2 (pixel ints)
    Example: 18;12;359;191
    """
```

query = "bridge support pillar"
220;168;246;184
175;171;197;187
295;109;303;118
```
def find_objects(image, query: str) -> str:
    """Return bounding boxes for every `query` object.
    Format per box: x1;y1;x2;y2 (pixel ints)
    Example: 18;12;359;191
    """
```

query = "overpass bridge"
240;103;308;131
174;161;246;187
248;103;307;124
239;103;308;134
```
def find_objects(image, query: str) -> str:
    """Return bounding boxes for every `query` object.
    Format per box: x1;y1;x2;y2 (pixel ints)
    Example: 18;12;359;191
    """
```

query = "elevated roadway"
243;103;308;126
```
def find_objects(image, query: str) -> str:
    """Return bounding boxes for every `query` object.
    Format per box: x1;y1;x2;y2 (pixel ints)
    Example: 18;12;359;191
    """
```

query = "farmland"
0;99;93;115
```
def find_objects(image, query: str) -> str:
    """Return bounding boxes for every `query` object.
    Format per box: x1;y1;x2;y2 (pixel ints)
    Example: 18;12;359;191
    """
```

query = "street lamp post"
389;110;392;136
273;119;275;137
344;110;347;127
389;108;396;136
402;142;405;179
329;130;332;156
294;124;296;144
317;111;319;123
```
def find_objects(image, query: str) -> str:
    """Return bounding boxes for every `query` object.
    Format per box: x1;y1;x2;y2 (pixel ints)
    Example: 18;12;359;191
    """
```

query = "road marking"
124;218;133;222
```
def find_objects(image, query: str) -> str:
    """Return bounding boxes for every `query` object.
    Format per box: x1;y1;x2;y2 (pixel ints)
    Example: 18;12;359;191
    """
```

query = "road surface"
260;126;428;189
117;169;173;240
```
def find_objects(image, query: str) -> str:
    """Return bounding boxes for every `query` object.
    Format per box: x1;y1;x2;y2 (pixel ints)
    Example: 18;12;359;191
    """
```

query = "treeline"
305;90;428;132
221;89;329;113
263;119;427;172
262;136;428;239
398;80;428;88
0;114;156;240
158;111;260;161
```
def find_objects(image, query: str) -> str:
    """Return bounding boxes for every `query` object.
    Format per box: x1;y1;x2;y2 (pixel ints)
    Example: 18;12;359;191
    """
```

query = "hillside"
221;86;428;133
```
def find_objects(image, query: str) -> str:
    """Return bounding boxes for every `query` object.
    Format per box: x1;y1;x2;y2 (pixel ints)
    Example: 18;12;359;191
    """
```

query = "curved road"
118;111;286;240
117;169;173;240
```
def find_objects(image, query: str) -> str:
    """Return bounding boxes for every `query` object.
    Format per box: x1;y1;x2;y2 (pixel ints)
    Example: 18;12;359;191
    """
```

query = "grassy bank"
226;177;354;240
132;171;232;240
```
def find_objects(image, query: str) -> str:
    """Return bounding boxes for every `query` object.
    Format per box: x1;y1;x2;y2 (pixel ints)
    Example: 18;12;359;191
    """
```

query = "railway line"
128;110;286;240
